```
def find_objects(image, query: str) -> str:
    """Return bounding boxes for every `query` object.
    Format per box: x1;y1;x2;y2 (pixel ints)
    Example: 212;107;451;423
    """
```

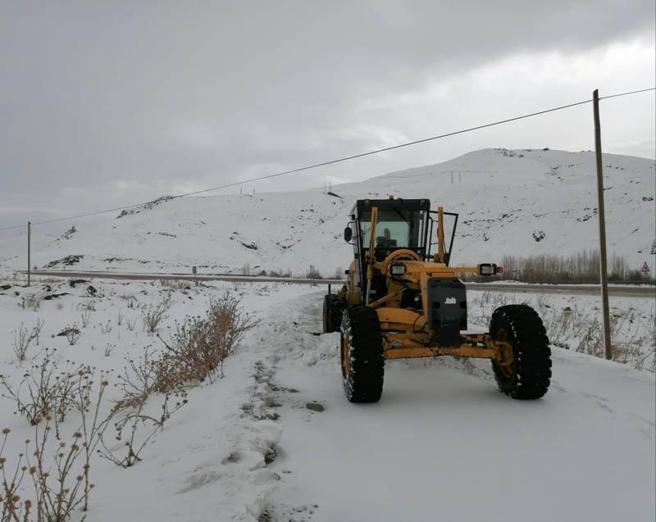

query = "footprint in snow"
305;402;325;412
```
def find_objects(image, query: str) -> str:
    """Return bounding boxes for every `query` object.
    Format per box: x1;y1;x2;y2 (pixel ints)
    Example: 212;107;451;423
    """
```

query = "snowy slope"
1;148;654;276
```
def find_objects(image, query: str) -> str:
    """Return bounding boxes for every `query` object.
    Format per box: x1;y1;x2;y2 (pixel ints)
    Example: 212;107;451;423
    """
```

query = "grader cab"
323;197;551;403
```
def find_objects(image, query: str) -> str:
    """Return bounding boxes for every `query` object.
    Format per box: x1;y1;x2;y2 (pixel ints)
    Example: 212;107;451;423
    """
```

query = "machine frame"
340;197;512;366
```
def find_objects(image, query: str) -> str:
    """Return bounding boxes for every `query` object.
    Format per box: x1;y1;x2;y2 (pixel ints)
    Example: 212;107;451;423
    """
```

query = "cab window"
360;209;426;252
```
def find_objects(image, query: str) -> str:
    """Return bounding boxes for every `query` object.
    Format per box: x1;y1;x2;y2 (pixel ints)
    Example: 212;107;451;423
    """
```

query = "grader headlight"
479;263;498;276
389;263;407;276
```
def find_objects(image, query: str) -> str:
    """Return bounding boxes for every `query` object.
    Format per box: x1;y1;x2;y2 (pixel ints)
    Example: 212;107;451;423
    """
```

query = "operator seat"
376;227;397;250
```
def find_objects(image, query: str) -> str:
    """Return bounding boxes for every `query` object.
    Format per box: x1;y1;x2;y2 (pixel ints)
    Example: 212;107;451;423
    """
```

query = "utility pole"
593;89;612;360
27;221;31;287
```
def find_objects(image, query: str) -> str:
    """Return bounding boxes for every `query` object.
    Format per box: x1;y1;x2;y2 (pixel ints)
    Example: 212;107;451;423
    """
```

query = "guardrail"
24;270;343;285
18;270;656;297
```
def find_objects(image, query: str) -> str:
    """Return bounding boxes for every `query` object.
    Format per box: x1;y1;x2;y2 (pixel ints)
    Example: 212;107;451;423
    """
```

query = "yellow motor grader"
323;197;551;403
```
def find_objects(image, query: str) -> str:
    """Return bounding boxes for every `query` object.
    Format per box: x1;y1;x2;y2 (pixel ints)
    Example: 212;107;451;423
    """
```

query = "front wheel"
340;306;384;403
490;304;551;399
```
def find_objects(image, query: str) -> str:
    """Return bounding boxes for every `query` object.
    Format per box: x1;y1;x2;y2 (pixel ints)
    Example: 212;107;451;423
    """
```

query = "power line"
598;87;655;100
1;86;653;232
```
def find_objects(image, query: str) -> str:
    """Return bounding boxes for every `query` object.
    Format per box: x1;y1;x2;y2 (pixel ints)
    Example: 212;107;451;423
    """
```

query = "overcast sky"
1;0;654;229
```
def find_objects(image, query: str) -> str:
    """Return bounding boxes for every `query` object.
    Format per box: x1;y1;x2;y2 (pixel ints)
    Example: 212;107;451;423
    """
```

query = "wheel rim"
341;320;352;378
496;327;515;378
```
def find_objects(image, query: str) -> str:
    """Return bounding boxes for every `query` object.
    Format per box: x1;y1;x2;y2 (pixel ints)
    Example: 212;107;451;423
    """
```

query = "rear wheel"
323;294;344;333
340;306;384;403
490;304;551;399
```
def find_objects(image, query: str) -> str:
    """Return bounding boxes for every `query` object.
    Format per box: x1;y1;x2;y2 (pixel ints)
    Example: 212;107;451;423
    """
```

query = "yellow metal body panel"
385;346;497;360
376;307;426;332
345;260;361;305
382;330;512;362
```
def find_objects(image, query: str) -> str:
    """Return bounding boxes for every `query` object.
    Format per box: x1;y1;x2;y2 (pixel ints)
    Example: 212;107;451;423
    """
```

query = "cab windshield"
360;208;427;253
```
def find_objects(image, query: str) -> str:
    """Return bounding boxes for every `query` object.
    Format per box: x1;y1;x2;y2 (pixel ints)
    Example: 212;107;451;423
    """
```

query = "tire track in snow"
252;290;655;522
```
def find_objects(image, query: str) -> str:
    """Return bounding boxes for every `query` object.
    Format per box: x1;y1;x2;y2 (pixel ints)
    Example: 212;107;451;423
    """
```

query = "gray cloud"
1;0;654;228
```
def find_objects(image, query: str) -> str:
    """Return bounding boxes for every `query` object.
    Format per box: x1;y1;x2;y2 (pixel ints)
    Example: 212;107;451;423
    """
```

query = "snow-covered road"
258;291;655;522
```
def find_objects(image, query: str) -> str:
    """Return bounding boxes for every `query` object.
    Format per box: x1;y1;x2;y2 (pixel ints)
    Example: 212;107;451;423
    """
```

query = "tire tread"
341;305;385;403
490;304;551;400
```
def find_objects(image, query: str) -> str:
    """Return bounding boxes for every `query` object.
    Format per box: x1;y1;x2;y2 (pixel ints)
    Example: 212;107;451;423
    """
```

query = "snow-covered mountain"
1;148;654;276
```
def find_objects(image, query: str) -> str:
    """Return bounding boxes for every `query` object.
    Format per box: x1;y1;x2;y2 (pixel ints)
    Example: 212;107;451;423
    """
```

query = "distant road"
23;270;656;298
465;282;655;298
26;270;344;286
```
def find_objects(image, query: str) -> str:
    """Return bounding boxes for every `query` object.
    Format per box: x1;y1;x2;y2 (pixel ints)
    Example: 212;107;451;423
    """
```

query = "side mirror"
343;227;353;242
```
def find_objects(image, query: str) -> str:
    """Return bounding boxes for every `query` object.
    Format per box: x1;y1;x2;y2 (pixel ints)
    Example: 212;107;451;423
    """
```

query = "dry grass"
77;300;96;312
103;343;115;357
12;325;33;362
158;279;190;291
1;290;255;518
61;326;81;347
306;265;322;279
31;320;44;348
156;292;255;387
0;351;86;438
19;294;43;312
99;320;112;334
125;317;137;331
101;292;252;468
80;312;91;329
12;319;45;362
141;296;170;334
0;372;112;521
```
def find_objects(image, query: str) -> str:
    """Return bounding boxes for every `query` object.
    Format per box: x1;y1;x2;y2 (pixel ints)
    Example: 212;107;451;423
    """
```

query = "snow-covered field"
0;278;653;521
1;148;654;277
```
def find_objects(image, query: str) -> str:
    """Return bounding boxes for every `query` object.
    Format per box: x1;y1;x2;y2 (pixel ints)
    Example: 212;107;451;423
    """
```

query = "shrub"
100;294;251;468
20;293;43;311
78;300;96;312
158;279;189;291
59;325;81;346
80;311;91;328
141;296;170;334
104;343;115;357
100;320;112;334
0;351;86;436
12;324;34;362
0;370;112;520
501;251;655;283
31;319;44;347
464;250;655;284
126;318;137;331
156;292;255;387
102;351;187;468
269;269;292;278
120;294;138;309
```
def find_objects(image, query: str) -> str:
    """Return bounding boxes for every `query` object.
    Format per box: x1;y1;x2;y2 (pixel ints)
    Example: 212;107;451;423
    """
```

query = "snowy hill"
1;148;654;276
